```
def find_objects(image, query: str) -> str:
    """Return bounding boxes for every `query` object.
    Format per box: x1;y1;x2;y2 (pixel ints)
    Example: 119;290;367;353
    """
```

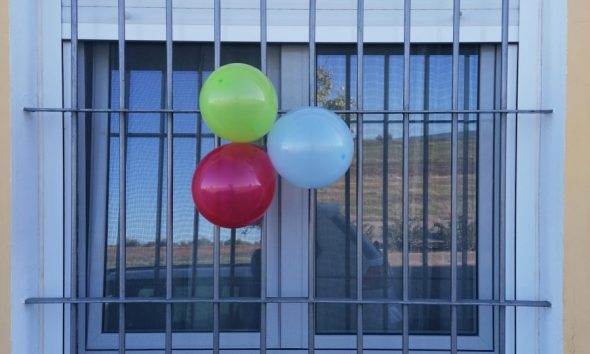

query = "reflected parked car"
315;203;402;333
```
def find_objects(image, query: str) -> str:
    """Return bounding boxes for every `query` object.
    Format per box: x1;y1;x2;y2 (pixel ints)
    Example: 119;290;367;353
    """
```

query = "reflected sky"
106;48;478;247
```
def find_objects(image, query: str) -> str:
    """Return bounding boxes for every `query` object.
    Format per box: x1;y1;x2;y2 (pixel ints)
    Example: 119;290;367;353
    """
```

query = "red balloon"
192;143;276;228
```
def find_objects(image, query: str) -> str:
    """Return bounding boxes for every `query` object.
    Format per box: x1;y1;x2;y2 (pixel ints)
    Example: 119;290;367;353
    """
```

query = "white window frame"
72;42;510;353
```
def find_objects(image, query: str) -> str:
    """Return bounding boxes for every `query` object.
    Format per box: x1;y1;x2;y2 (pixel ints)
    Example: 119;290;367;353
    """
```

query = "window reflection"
315;46;480;335
100;43;262;333
91;43;483;337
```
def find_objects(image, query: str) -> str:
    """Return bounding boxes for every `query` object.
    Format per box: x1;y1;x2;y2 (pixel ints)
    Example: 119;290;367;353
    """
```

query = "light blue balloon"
267;107;354;189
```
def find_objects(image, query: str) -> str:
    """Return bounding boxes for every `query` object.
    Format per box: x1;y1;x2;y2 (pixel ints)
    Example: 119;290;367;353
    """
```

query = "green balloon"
199;63;278;142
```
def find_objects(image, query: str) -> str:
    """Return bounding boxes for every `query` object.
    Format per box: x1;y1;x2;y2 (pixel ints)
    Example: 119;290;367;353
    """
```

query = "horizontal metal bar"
106;120;479;137
23;107;554;115
109;133;217;138
24;296;551;307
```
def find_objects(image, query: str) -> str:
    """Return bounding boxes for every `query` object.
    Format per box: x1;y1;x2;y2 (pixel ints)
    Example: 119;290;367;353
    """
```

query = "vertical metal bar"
450;0;461;353
274;23;282;347
229;228;237;319
276;40;283;342
308;1;316;353
191;71;204;322
421;54;430;315
260;218;267;352
277;177;283;345
70;0;79;352
461;55;470;299
355;0;364;352
381;54;390;331
154;118;164;292
260;0;268;352
499;0;510;353
214;0;221;70
260;0;268;74
402;0;411;352
344;54;352;328
117;0;127;353
308;0;316;104
154;74;167;299
165;0;174;353
213;0;221;352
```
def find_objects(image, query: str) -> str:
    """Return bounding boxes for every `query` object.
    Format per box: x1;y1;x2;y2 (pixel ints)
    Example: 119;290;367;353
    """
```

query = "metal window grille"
24;0;553;353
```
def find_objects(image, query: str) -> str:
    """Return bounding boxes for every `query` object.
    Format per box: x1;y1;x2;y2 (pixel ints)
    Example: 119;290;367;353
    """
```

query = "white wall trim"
10;0;64;353
515;0;542;353
516;0;566;353
58;1;521;43
537;0;567;352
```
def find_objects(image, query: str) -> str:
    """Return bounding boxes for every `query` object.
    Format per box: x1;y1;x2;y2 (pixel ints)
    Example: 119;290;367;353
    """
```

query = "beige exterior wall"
0;0;10;352
564;0;590;353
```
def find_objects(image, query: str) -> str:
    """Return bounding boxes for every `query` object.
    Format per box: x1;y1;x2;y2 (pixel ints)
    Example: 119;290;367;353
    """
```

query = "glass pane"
316;51;358;334
219;224;262;331
173;71;199;134
458;54;479;335
409;51;480;334
315;46;481;336
92;43;485;342
100;43;262;334
362;54;403;334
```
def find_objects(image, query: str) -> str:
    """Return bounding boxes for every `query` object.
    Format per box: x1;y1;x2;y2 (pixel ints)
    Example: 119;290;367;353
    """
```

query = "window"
77;41;504;352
